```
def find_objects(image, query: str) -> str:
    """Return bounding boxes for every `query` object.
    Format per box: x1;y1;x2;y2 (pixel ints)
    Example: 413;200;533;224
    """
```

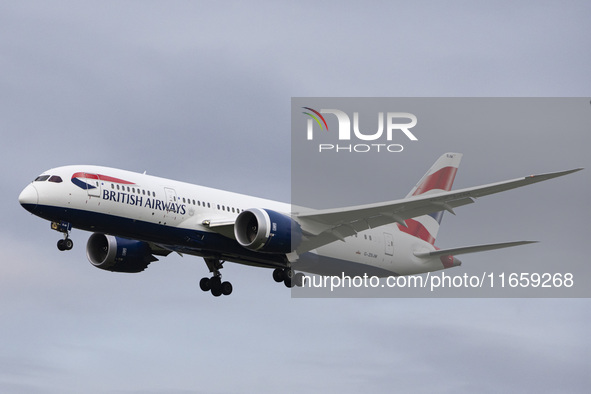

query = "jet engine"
86;233;157;273
234;208;302;254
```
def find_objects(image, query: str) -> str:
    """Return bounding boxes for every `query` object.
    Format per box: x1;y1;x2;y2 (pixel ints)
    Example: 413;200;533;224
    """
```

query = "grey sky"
1;1;590;393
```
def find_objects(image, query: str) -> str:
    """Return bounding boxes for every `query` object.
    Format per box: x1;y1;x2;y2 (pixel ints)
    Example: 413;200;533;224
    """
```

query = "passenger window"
48;176;63;183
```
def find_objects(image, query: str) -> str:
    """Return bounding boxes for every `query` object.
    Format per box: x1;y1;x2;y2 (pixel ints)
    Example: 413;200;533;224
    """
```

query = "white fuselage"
19;165;455;277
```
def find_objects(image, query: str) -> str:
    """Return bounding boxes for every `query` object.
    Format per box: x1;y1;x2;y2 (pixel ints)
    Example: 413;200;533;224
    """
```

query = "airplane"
18;153;581;296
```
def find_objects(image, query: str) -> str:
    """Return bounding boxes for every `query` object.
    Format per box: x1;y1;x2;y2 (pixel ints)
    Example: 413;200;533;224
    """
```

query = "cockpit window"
34;175;50;182
48;175;63;183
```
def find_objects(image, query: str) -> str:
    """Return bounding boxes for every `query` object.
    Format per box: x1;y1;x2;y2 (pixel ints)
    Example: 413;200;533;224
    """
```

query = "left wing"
293;168;582;254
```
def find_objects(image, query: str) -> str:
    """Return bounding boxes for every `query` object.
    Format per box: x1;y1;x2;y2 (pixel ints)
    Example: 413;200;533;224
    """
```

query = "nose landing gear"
51;221;73;251
57;237;73;251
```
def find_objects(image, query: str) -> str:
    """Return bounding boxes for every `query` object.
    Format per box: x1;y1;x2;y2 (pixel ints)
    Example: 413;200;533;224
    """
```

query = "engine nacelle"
86;233;156;273
234;208;302;254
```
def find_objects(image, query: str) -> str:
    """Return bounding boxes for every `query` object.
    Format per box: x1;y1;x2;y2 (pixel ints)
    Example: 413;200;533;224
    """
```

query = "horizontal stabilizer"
414;240;538;258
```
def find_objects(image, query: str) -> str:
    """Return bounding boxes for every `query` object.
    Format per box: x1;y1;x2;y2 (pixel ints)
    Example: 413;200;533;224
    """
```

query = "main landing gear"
273;268;305;288
200;257;233;297
52;221;73;251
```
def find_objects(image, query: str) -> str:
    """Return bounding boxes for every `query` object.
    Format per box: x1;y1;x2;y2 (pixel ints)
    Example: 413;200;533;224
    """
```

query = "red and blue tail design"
397;153;462;244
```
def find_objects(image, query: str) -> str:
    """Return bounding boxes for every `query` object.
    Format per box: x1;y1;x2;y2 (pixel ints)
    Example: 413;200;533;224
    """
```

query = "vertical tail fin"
398;153;462;244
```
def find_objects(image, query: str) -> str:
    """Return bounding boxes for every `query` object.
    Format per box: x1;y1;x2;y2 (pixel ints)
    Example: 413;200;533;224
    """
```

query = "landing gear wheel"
283;268;294;288
211;286;223;297
284;269;294;280
272;268;284;282
199;277;210;292
294;272;305;287
57;238;73;251
209;276;223;297
221;281;233;296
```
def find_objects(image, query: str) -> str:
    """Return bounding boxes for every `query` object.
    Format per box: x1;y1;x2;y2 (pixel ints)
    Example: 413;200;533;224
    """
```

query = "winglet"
414;240;538;258
526;168;583;182
546;167;583;177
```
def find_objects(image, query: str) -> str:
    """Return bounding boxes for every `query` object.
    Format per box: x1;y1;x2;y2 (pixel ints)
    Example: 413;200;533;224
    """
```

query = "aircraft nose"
19;183;38;213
